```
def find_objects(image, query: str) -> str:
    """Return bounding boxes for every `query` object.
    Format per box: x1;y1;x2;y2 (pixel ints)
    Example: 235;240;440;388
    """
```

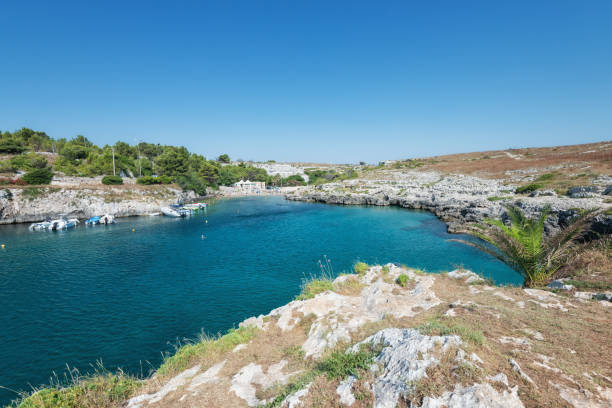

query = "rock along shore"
0;185;196;224
284;170;611;235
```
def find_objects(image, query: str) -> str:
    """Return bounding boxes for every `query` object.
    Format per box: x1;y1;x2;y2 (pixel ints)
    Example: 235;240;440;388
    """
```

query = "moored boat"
100;214;115;224
161;207;183;217
85;216;101;225
49;217;79;231
29;221;51;231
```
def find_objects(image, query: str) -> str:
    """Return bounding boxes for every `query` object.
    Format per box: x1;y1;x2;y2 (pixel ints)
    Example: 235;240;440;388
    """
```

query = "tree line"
0;128;276;194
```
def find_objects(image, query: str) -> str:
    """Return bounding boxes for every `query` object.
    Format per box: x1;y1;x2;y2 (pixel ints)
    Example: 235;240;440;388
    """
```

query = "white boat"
100;214;115;224
182;203;207;210
161;207;183;217
29;221;51;231
49;218;79;231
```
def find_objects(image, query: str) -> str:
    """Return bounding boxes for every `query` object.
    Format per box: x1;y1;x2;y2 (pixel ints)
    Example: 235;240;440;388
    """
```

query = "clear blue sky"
1;1;611;163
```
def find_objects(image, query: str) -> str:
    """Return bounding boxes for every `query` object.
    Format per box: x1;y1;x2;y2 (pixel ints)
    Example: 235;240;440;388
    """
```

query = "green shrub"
136;175;173;185
353;262;369;275
176;173;207;196
0;140;27;153
535;173;555;182
296;278;333;300
515;183;543;194
487;196;513;202
0;160;17;173
396;274;411;287
101;175;123;185
10;153;48;171
22;168;54;185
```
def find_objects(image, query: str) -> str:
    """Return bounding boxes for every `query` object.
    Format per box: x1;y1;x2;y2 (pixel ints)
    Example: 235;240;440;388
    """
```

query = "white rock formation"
268;265;440;357
420;383;524;408
230;360;295;407
348;328;462;408
127;365;201;407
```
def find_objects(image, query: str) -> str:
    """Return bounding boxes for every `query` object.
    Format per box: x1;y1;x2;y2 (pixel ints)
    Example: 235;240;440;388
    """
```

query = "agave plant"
454;205;599;287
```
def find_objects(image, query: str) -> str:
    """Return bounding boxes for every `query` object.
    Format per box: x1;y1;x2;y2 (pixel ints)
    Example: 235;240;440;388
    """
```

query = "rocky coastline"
284;171;612;235
122;264;612;408
0;185;196;225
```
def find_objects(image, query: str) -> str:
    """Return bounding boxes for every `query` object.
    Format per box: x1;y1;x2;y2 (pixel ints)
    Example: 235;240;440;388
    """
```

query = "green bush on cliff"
101;175;123;185
9;153;48;171
515;183;542;194
22;168;54;185
353;262;369;275
136;175;173;185
396;273;412;287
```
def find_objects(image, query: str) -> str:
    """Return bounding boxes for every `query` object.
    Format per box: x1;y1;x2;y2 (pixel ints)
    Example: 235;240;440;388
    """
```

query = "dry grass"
9;366;140;408
411;141;612;184
555;237;612;290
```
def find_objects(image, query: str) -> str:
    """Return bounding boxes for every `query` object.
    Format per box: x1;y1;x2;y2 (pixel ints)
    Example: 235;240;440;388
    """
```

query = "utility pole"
135;138;142;177
112;147;116;176
137;144;142;177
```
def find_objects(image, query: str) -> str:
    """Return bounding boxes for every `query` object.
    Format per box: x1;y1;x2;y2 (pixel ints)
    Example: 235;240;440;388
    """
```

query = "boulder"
567;186;600;198
547;279;574;291
529;189;557;197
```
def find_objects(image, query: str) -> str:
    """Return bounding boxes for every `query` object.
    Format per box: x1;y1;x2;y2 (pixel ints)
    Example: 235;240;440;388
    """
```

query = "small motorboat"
29;221;51;231
182;203;207;211
85;216;101;226
100;214;115;225
161;207;183;217
49;218;79;231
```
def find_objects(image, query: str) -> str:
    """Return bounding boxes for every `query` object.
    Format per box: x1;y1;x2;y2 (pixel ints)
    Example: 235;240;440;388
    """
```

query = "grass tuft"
487;196;513;202
317;346;376;380
353;262;370;276
11;368;139;408
296;276;334;301
156;326;258;377
417;319;485;345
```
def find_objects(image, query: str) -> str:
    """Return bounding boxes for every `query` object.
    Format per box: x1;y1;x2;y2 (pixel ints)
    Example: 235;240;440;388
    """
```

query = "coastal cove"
0;196;518;405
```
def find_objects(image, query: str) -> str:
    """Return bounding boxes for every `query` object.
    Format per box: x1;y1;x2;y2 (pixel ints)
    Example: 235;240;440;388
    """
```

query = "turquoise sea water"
0;197;520;404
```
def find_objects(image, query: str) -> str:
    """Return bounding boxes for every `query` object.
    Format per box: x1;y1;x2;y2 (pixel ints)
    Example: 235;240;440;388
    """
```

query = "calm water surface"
0;197;519;404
